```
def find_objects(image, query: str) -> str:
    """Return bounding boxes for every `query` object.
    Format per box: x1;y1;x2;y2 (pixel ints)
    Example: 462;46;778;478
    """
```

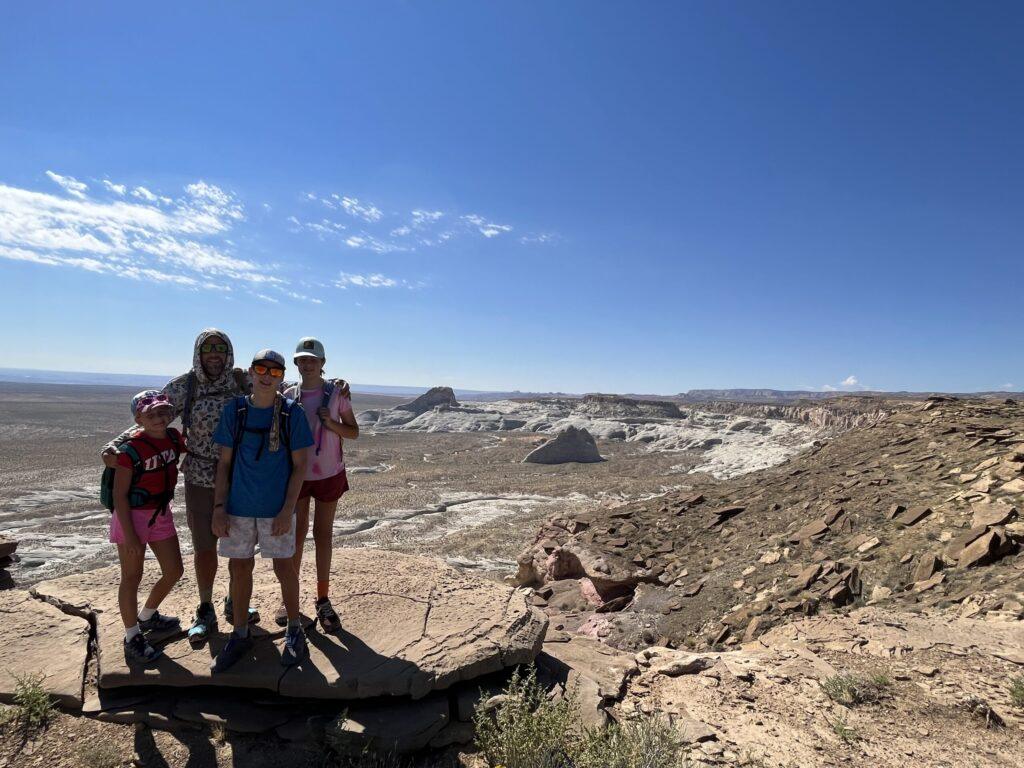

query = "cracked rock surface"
0;589;90;707
30;548;547;700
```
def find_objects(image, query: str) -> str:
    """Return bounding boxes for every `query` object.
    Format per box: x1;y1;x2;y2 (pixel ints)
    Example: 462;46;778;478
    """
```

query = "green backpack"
99;431;183;526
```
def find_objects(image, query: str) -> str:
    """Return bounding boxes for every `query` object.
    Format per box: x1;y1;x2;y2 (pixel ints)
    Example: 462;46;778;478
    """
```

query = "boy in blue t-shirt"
210;349;314;672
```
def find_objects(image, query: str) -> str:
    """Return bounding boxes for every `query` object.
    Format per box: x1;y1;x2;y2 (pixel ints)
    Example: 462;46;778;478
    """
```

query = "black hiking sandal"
124;633;162;665
138;611;181;634
187;602;217;645
315;597;342;634
223;596;260;626
281;625;307;667
211;633;253;674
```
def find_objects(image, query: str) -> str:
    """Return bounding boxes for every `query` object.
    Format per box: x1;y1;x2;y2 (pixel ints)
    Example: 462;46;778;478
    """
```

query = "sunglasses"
200;342;229;353
252;363;285;378
135;393;171;410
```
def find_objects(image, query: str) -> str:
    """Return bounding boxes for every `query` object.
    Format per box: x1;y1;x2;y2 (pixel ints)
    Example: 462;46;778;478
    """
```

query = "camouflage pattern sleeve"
164;372;189;425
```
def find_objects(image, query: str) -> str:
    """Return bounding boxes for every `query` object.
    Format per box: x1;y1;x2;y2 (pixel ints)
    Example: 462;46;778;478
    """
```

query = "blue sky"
1;2;1021;394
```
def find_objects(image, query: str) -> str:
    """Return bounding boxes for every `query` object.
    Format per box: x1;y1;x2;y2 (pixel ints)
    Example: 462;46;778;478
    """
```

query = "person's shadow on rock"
132;721;217;768
283;624;428;698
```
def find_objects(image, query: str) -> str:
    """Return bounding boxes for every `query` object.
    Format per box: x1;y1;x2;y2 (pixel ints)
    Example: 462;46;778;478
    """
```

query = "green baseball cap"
294;336;325;360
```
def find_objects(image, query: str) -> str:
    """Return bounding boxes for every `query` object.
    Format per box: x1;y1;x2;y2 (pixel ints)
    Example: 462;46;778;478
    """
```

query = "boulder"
32;549;547;701
523;426;604;465
0;535;16;560
0;590;91;707
395;386;460;414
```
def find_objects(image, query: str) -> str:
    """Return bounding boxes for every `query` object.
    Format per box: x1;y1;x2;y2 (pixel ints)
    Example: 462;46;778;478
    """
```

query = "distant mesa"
524;426;605;465
578;394;684;420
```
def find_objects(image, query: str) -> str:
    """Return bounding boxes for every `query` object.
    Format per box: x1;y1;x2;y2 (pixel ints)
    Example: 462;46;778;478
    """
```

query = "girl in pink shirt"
280;337;359;632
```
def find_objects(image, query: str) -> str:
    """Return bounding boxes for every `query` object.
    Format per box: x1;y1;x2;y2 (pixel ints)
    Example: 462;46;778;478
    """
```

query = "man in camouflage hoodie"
103;328;348;642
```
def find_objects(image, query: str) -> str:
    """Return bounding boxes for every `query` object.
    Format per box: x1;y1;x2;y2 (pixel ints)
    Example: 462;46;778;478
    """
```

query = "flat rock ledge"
28;548;547;702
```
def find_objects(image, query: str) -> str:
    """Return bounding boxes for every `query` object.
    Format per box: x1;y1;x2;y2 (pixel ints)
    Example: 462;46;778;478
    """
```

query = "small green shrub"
821;673;889;707
1010;675;1024;709
473;667;577;768
10;672;56;731
575;716;684;768
828;712;859;744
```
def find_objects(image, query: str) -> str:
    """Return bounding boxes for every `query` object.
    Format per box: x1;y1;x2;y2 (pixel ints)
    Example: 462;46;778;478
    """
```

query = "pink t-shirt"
295;385;353;481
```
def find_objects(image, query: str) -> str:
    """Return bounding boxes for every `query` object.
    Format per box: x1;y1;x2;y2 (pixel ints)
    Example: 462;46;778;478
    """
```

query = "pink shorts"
109;503;177;545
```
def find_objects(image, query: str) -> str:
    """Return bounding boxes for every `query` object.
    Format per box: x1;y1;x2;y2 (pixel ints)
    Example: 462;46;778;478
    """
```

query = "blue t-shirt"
213;397;314;518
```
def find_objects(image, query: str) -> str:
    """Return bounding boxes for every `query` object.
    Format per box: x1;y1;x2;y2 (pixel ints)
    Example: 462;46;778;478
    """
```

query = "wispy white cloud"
0;174;278;292
411;209;444;227
335;272;399;289
101;179;126;196
841;375;858;387
390;225;412;237
520;232;557;244
333;195;383;223
45;171;88;199
461;213;512;238
343;233;409;254
287;215;346;239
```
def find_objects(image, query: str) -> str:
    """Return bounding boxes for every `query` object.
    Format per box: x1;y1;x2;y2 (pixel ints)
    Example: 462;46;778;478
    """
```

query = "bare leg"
193;548;218;605
144;536;184;611
229;558;255;629
292;497;311;576
117;544;144;628
274;557;300;621
312;499;338;588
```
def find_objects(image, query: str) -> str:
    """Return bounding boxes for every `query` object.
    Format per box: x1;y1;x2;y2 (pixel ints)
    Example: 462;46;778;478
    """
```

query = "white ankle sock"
125;624;141;641
138;607;156;621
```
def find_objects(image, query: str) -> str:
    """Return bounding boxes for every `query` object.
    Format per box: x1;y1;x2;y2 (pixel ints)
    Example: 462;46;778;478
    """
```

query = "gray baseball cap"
252;348;286;368
294;336;325;360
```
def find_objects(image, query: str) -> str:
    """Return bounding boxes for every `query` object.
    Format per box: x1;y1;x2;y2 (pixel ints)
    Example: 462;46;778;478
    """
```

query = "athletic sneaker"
315;597;342;634
281;625;307;667
223;596;260;625
138;611;181;633
187;602;217;644
211;634;253;673
124;633;162;665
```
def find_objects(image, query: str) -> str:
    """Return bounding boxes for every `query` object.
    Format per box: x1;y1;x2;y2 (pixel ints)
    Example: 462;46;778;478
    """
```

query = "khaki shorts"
184;482;218;553
217;514;296;560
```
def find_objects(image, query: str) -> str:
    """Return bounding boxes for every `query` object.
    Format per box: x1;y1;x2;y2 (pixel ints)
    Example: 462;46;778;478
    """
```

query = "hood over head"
192;327;235;386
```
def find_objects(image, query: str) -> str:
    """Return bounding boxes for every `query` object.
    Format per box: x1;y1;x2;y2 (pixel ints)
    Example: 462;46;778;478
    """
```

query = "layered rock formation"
517;398;1024;652
523;426;604;465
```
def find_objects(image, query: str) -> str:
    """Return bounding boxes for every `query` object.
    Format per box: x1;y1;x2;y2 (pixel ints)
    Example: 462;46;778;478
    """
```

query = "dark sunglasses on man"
252;363;285;379
200;342;229;353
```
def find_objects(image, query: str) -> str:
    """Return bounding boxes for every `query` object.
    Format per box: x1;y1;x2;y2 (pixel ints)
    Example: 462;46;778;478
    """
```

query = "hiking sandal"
187;602;217;645
223;596;260;625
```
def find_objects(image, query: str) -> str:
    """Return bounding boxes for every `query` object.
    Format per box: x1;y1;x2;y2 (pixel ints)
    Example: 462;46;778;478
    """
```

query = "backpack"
100;430;183;527
284;380;334;456
181;368;250;440
227;394;295;482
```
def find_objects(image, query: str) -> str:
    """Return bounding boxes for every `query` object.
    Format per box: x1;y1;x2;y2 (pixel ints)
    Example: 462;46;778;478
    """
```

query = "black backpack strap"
228;395;249;478
280;398;293;471
181;371;197;439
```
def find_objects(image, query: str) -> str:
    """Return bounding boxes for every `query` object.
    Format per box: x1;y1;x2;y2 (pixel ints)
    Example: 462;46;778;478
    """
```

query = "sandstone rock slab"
33;548;547;701
0;590;90;707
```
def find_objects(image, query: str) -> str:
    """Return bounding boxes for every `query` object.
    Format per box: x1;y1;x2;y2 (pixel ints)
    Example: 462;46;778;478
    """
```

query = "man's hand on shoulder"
101;447;119;469
328;378;351;398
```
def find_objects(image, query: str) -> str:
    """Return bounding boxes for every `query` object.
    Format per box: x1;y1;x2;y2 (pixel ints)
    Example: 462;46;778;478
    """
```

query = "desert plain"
1;381;1024;767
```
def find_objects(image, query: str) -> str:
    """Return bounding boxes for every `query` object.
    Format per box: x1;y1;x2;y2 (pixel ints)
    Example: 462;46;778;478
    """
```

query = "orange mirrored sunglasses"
252;363;285;378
